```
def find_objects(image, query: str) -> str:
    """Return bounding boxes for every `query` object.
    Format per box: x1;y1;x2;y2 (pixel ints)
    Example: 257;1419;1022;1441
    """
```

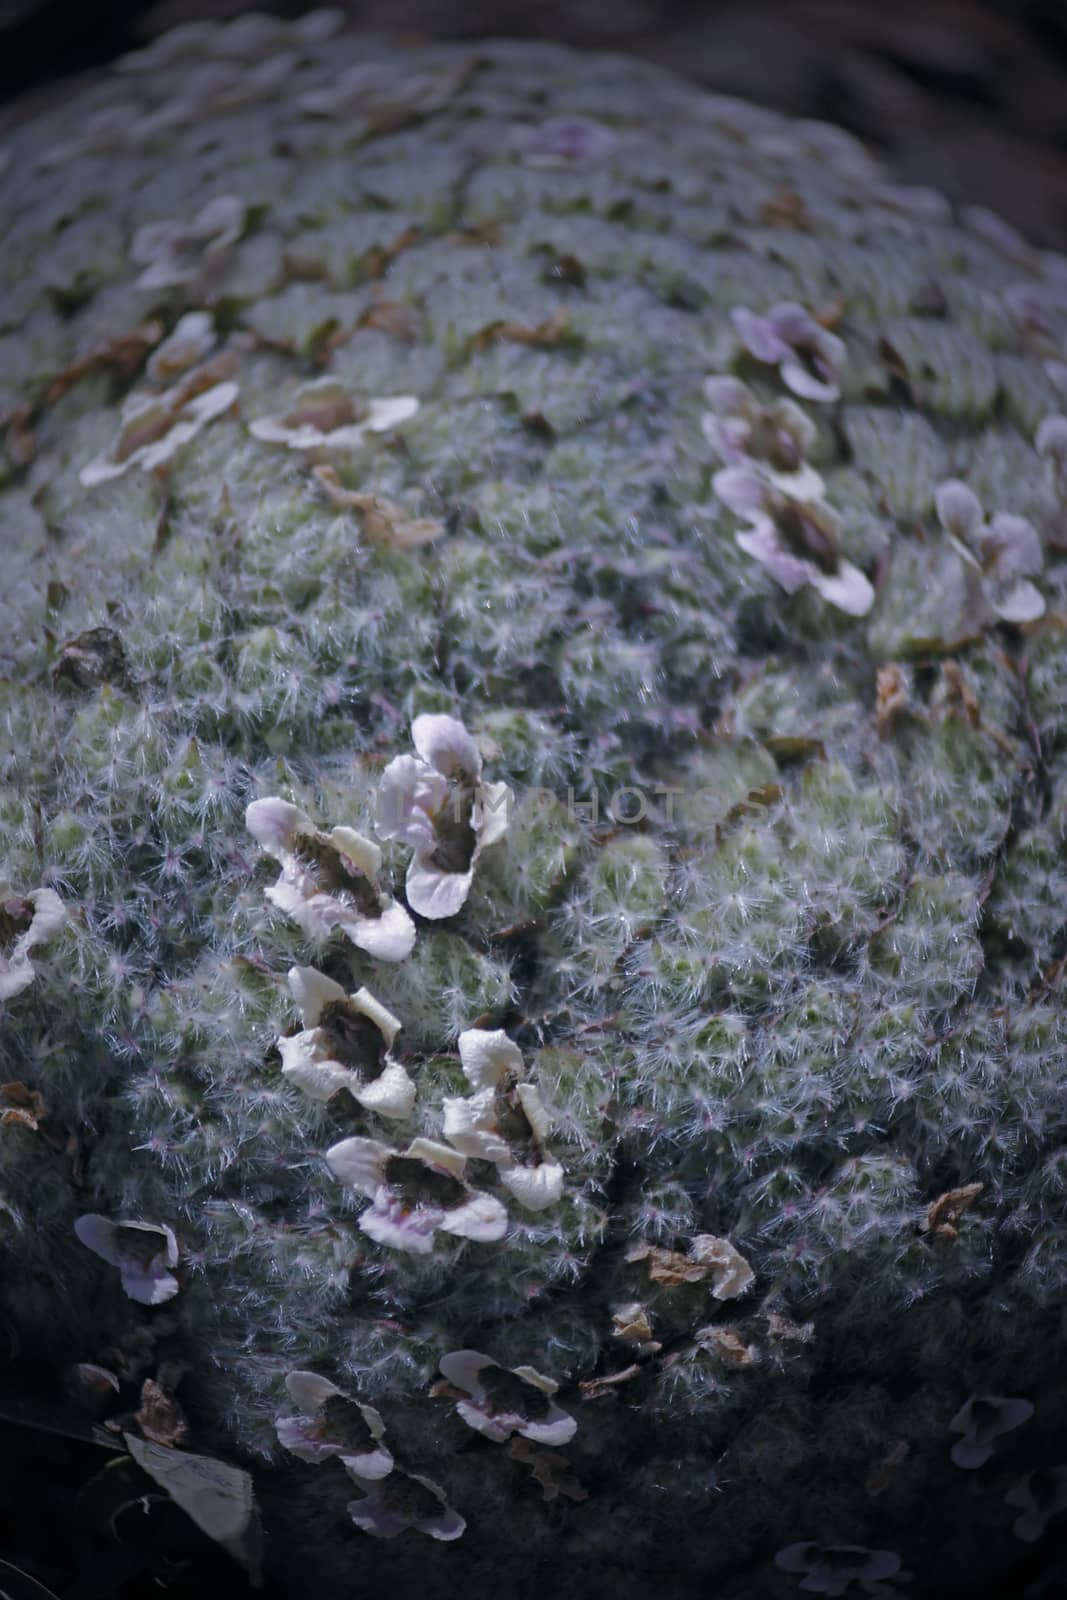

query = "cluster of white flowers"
703;375;873;616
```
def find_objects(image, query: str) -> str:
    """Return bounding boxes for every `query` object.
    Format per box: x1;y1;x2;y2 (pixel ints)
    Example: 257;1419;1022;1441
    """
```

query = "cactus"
2;11;1067;1596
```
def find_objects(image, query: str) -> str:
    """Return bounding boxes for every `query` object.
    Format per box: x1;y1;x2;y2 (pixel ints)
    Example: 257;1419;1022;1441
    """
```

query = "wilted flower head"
0;884;65;1002
935;479;1045;623
438;1349;577;1445
732;302;846;402
131;196;246;291
79;358;239;487
346;1466;464;1541
248;377;418;453
1005;1466;1067;1543
514;115;616;168
714;460;873;616
775;1541;901;1595
377;714;511;919
325;1135;508;1253
74;1216;179;1305
146;311;216;383
702;375;822;497
279;966;414;1119
443;1028;563;1211
245;798;415;961
276;1370;392;1479
949;1393;1035;1469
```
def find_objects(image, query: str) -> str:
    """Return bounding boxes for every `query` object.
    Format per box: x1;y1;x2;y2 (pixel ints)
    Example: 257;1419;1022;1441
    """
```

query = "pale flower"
438;1349;577;1445
775;1542;901;1596
248;377;418;453
346;1466;464;1540
935;479;1045;624
377;715;511;919
146;311;216;383
443;1028;563;1211
948;1393;1035;1469
0;884;65;1002
131;196;246;291
1005;1466;1067;1543
275;1370;392;1479
74;1216;179;1305
278;965;415;1119
714;460;873;616
245;798;415;961
701;376;823;499
514;116;616;168
79;360;239;487
325;1135;508;1253
732;302;846;403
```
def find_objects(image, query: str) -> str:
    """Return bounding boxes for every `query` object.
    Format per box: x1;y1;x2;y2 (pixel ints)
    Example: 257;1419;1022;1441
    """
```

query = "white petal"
703;375;754;416
441;1192;509;1243
405;1137;467;1178
473;780;512;849
74;1214;121;1268
288;965;347;1026
120;1265;180;1305
419;1507;465;1541
520;1404;577;1447
359;1197;442;1254
341;900;417;962
454;1398;513;1442
23;889;66;949
514;1082;551;1142
325;1137;391;1196
501;1159;564;1212
265;879;339;941
280;1037;357;1103
285;1371;341;1411
350;987;402;1047
0;958;35;1001
405;856;473;919
713;463;769;518
951;1438;994;1469
376;754;444;849
779;358;839;403
438;1350;495;1397
735;522;811;594
341;1445;394;1481
365;396;420;433
246;797;307;855
355;1060;416;1121
328;827;382;879
411;714;481;778
457;1028;525;1089
935;479;983;540
442;1091;512;1163
990;578;1045;623
809;559;874;617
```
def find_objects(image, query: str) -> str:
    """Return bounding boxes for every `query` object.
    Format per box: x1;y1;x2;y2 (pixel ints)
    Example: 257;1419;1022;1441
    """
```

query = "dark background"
3;0;1067;250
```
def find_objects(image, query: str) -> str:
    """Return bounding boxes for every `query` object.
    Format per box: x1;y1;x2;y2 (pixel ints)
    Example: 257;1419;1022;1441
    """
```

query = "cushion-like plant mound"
2;12;1067;1596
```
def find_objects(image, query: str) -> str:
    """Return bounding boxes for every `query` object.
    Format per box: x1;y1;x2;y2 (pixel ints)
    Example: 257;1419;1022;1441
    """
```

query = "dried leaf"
124;1434;262;1580
922;1181;984;1242
358;298;420;339
45;321;163;405
0;1081;47;1130
936;660;980;728
875;662;910;736
867;1440;910;1496
760;189;811;230
611;1302;654;1344
693;1325;759;1366
51;627;132;690
578;1364;642;1399
133;1378;189;1447
507;1436;588;1502
764;1310;815;1343
625;1240;709;1286
470;307;571;352
312;467;444;547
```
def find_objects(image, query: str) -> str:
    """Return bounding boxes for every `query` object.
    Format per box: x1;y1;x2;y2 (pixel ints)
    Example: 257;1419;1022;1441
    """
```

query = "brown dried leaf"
875;662;910;737
937;660;980;728
133;1378;189;1447
578;1364;642;1400
693;1325;759;1366
45;321;163;405
764;1310;815;1343
470;306;571;353
507;1436;588;1502
866;1440;910;1496
0;1081;47;1130
625;1240;709;1286
760;189;811;230
312;467;444;548
922;1181;984;1242
358;298;420;340
611;1302;654;1344
52;626;132;690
